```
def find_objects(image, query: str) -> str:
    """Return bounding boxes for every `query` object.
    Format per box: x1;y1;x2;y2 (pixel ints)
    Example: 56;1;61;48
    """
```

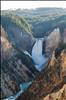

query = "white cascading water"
24;51;32;57
32;39;47;71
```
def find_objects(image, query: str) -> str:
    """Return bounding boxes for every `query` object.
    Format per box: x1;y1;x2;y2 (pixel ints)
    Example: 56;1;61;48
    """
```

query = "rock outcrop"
45;28;61;55
44;84;66;100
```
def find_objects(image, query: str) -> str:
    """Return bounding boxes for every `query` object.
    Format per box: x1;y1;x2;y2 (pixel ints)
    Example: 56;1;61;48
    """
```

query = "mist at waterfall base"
4;39;48;100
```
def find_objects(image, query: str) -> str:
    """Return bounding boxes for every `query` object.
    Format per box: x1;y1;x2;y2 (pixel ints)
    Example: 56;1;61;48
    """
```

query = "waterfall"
32;39;44;65
32;39;48;71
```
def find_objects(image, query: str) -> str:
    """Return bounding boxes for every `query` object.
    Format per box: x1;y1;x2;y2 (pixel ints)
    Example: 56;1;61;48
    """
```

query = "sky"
1;1;66;10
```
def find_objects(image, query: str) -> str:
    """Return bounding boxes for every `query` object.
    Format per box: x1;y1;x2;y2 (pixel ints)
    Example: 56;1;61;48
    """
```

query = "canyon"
1;8;66;100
